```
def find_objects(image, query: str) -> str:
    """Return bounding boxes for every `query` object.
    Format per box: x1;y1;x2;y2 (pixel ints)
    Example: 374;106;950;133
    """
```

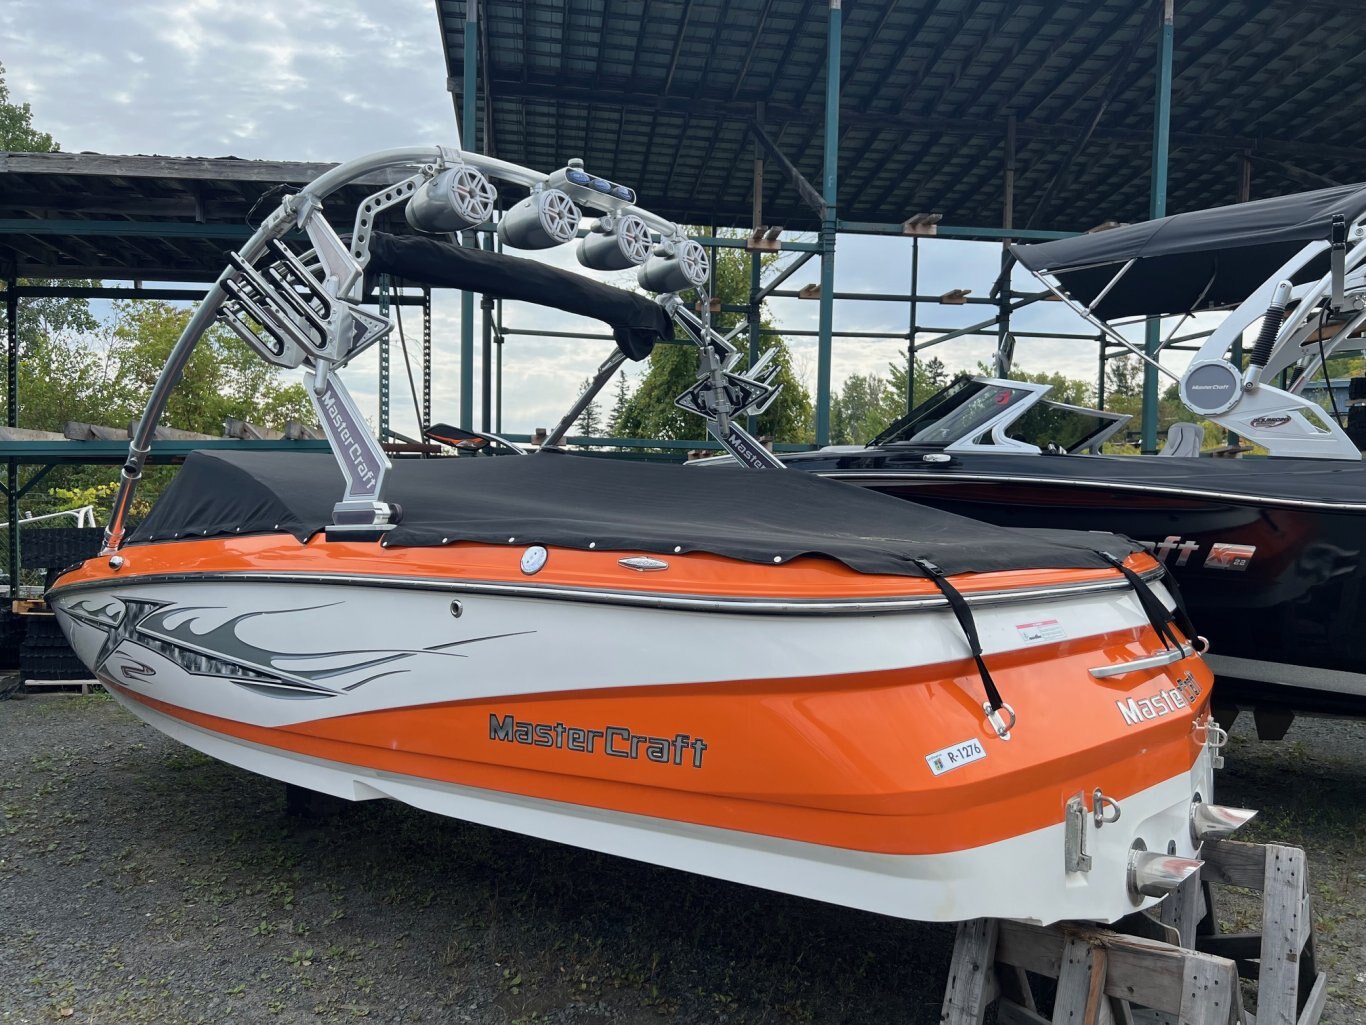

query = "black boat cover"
365;232;672;360
127;450;1145;578
1012;183;1366;321
786;448;1366;508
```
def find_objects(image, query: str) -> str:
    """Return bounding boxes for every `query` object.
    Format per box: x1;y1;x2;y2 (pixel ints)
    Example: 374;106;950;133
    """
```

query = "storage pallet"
941;840;1324;1025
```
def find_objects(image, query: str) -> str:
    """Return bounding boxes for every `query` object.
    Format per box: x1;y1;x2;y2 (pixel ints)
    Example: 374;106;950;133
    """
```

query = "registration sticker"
1017;618;1066;644
926;737;988;777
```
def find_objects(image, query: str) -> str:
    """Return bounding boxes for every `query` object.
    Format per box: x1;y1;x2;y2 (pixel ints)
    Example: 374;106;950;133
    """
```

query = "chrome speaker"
637;239;709;293
497;189;581;250
577;214;652;271
404;165;497;233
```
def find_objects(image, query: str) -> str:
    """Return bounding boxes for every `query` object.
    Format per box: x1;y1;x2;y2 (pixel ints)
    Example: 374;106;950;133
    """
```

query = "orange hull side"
113;639;1212;856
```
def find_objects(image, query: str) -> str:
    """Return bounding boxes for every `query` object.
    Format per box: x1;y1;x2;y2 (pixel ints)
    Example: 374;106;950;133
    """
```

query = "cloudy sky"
0;0;1163;437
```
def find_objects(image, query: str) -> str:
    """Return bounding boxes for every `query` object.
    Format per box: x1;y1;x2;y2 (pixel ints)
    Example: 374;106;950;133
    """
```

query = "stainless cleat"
1190;801;1258;842
1128;848;1203;898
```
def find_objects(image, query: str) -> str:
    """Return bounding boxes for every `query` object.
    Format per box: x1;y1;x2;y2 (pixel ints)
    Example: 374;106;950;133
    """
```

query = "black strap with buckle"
913;557;1006;714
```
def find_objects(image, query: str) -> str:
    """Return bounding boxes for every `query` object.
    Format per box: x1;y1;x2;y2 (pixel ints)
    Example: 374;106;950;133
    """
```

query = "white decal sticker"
925;737;988;777
1016;618;1066;644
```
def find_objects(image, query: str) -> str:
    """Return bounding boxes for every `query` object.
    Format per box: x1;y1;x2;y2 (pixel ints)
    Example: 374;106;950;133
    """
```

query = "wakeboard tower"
47;140;1251;925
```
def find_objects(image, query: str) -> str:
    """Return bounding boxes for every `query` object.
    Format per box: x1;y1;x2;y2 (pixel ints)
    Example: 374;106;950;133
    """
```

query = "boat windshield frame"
872;377;1131;455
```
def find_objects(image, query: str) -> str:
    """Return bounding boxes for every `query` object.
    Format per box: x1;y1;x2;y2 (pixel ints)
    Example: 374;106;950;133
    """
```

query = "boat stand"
940;840;1326;1025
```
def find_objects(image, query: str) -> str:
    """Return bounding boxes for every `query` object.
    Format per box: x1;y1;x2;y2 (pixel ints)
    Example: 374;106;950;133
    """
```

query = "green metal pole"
907;236;918;412
1141;0;1174;454
6;279;17;599
460;0;478;430
815;0;841;446
748;249;762;435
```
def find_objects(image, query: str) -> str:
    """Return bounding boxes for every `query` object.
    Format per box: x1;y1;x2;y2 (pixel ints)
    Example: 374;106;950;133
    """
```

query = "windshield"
873;378;1033;447
1005;401;1127;453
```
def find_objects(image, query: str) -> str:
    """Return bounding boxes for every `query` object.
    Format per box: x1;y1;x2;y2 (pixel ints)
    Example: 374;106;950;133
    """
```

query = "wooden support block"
1201;840;1268;889
64;421;127;441
1000;1001;1053;1025
941;918;1000;1025
223;417;282;440
1257;845;1309;1025
797;283;821;299
21;678;97;695
1295;972;1327;1025
0;426;65;441
1160;869;1206;950
999;964;1037;1012
940;288;973;305
137;423;219;441
1177;955;1240;1025
11;598;48;616
903;212;942;236
284;420;324;440
1053;936;1097;1024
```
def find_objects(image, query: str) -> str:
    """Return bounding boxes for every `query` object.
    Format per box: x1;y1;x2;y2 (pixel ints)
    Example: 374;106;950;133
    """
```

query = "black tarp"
128;450;1145;578
364;233;672;360
792;448;1366;508
1011;183;1366;320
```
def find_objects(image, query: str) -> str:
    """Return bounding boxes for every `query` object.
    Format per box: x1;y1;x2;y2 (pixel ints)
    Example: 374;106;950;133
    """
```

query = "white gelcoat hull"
104;682;1215;925
52;576;1168;729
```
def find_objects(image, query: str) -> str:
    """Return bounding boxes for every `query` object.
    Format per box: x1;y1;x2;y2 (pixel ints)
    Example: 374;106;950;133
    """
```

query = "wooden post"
942;919;1000;1025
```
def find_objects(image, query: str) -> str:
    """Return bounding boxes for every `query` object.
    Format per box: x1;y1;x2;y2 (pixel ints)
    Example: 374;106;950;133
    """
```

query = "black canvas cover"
1012;183;1366;320
128;450;1145;578
365;233;672;360
792;448;1366;509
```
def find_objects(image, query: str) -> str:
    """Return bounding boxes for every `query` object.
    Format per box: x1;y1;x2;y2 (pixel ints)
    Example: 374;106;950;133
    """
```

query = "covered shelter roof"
0;152;415;282
436;0;1366;232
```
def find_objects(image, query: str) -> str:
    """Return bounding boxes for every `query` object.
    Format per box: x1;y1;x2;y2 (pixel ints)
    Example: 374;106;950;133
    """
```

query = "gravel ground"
1;688;1362;1025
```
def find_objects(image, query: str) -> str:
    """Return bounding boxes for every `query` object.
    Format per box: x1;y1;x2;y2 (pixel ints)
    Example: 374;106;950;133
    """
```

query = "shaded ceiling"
0;153;415;281
435;0;1366;231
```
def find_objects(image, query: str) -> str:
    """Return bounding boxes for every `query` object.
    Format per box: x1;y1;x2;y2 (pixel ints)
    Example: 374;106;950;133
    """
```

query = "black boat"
770;375;1366;723
697;185;1366;724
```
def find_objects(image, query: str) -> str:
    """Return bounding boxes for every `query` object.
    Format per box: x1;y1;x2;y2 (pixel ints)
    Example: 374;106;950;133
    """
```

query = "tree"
0;63;58;152
615;240;812;443
1105;353;1142;399
103;301;314;433
830;372;890;445
573;377;603;437
0;64;100;420
607;371;632;436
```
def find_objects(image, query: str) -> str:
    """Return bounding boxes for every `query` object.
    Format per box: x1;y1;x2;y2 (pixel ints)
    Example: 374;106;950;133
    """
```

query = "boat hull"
50;542;1219;924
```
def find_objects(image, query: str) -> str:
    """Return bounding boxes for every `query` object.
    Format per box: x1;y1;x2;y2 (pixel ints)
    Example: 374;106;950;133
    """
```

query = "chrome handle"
1088;643;1195;678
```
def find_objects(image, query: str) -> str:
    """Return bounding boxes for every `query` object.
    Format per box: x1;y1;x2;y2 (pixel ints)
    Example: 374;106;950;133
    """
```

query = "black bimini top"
128;450;1144;579
365;232;672;360
1012;183;1366;321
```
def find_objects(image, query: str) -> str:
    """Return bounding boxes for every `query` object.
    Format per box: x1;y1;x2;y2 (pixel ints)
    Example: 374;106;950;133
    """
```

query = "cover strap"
1100;552;1185;651
913;557;1006;713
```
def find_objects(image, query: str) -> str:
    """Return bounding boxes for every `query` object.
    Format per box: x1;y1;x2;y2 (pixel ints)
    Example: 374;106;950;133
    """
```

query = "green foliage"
613;242;813;444
829;353;948;445
1007;367;1094;407
573;377;603;438
0;63;57;152
104;301;314;434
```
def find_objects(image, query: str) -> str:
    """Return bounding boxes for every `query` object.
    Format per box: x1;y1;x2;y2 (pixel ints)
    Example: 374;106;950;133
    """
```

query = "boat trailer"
941;839;1325;1025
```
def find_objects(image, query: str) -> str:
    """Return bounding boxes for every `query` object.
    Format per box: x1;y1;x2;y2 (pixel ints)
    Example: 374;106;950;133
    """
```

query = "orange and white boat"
49;143;1249;926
